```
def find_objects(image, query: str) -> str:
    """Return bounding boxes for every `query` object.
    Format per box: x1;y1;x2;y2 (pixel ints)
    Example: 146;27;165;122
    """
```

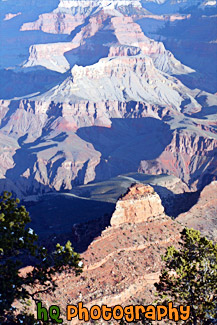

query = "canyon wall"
0;96;216;196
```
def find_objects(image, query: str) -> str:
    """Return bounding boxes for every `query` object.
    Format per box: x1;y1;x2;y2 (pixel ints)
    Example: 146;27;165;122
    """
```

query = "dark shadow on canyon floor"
0;69;67;100
152;185;201;218
0;171;212;254
25;193;115;253
77;117;173;181
0;177;115;254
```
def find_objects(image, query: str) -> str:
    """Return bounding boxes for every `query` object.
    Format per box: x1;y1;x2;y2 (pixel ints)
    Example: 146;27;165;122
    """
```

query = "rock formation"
111;184;164;226
35;54;195;107
23;184;183;322
139;129;217;188
22;11;193;75
20;13;85;35
4;12;21;21
2;1;216;322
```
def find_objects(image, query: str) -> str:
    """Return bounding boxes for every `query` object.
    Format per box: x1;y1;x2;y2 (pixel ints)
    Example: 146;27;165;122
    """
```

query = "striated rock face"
22;9;193;74
1;0;217;197
36;54;195;108
0;95;217;196
22;10;109;72
21;183;183;321
109;16;193;75
23;42;79;73
139;130;217;189
177;181;217;241
108;44;141;57
111;184;164;226
21;13;85;34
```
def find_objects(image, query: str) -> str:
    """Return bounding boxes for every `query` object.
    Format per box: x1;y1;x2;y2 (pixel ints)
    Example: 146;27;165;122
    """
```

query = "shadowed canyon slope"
177;181;217;241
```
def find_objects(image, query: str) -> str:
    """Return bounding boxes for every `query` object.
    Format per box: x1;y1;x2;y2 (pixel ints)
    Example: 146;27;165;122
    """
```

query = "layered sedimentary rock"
1;0;217;197
20;0;145;35
110;16;193;75
0;93;217;196
21;13;85;34
22;184;183;322
139;129;217;188
22;10;109;72
23;42;78;73
111;184;164;226
36;54;195;108
22;10;193;74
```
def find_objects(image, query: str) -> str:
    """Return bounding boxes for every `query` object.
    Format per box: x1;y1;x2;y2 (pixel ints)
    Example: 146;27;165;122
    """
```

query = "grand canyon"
0;0;217;323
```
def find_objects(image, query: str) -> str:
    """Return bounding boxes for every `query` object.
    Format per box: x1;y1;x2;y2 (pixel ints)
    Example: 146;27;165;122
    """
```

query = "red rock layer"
111;184;164;226
31;185;183;323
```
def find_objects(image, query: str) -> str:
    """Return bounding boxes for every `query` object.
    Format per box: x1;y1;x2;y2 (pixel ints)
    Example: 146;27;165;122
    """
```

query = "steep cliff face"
110;16;193;75
36;54;195;108
22;10;110;72
1;0;217;196
21;13;85;34
111;184;164;226
139;130;217;189
0;96;217;196
22;9;193;74
23;42;78;73
20;0;145;35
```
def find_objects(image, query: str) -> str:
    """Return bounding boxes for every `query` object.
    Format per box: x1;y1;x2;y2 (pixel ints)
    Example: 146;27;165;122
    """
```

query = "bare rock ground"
32;184;183;323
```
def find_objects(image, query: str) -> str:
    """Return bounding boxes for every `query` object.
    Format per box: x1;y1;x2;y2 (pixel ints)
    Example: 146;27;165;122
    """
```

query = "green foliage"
155;227;217;324
0;191;83;324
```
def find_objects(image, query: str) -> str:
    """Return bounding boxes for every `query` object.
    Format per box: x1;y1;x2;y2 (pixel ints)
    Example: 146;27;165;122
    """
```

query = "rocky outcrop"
177;181;217;241
21;10;109;72
21;13;85;34
111;184;164;226
1;0;217;196
4;12;21;21
22;9;193;74
23;42;79;73
22;183;183;322
35;54;197;110
108;44;141;57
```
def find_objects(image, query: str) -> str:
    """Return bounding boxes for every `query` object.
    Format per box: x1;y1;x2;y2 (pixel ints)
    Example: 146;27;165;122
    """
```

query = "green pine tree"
0;191;83;324
155;227;217;324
